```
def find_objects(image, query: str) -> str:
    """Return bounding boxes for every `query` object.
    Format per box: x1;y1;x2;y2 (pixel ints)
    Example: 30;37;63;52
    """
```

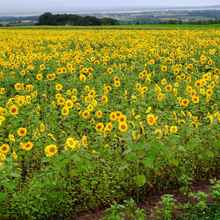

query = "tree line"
38;13;119;26
123;18;220;25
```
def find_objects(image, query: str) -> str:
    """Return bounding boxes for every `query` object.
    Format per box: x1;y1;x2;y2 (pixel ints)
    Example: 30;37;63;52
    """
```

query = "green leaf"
143;157;154;169
126;152;138;161
0;192;6;203
214;140;220;148
135;174;146;187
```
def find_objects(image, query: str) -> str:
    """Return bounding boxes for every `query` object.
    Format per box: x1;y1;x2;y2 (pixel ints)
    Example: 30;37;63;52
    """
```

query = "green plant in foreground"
155;194;176;220
210;179;220;201
103;199;146;220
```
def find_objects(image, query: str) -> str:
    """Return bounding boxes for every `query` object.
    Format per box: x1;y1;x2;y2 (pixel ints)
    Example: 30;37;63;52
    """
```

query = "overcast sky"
0;0;220;15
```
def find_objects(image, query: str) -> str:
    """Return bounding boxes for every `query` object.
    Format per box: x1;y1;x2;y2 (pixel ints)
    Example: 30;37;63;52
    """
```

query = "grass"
1;23;220;30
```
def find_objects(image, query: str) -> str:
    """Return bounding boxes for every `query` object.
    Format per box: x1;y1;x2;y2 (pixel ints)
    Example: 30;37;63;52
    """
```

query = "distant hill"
0;16;38;26
1;5;220;26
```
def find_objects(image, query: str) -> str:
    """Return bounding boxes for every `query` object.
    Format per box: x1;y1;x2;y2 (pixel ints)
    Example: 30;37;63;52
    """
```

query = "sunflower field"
0;29;220;219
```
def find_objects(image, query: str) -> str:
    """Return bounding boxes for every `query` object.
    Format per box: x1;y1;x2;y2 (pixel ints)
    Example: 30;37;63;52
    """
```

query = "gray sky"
0;0;220;15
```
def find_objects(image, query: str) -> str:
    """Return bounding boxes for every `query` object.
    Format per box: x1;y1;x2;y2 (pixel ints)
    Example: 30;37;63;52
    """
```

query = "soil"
76;178;217;220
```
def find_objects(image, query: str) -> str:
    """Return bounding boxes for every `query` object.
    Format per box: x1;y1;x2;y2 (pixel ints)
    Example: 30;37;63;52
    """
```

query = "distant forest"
1;9;220;27
38;12;119;26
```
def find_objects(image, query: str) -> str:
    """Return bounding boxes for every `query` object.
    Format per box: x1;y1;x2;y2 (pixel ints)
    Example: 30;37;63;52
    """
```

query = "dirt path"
75;179;213;220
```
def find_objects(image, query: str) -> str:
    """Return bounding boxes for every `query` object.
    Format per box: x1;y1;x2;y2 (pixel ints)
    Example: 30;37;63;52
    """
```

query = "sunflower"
103;85;112;94
208;59;213;65
12;151;17;161
118;122;128;133
47;73;56;81
161;65;168;72
8;134;15;142
148;59;155;65
61;106;70;116
96;123;104;132
95;110;103;119
44;144;58;157
17;127;27;137
170;126;178;134
39;123;46;133
191;95;199;104
40;64;46;71
154;128;163;139
57;97;65;106
25;84;33;92
71;95;78;103
36;73;43;80
65;100;74;109
9;105;19;116
180;98;189;107
0;144;10;154
118;115;127;123
55;83;63;91
206;89;213;97
20;141;33;151
113;76;120;82
110;112;117;121
65;137;79;150
187;63;193;70
0;116;5;125
146;114;157;126
55;93;62;99
87;104;94;112
14;83;23;91
0;153;6;162
81;135;88;147
105;122;113;133
81;110;91;120
157;93;165;102
101;95;108;104
114;81;121;88
107;67;113;74
115;111;122;119
165;84;172;92
0;107;6;115
79;74;86;81
0;88;6;95
195;80;202;88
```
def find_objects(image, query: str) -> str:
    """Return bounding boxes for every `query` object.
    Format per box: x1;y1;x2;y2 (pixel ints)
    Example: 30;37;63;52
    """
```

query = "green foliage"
135;175;146;187
155;194;176;220
0;158;21;218
0;133;220;219
0;28;220;220
210;179;220;201
38;13;119;26
178;190;220;220
103;199;146;220
3;150;134;219
189;191;208;212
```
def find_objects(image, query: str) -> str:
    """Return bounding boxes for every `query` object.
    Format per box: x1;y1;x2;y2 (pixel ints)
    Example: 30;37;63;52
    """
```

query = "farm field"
4;23;220;30
0;27;220;219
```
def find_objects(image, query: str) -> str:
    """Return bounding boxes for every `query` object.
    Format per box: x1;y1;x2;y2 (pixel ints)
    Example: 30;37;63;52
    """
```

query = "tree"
38;13;119;26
